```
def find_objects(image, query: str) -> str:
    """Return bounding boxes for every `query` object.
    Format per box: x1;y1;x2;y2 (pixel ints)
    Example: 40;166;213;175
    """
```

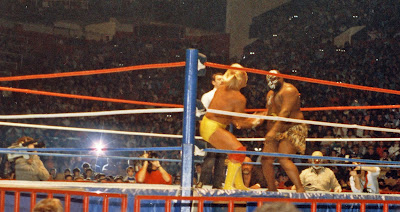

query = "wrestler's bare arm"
231;95;260;129
266;91;273;113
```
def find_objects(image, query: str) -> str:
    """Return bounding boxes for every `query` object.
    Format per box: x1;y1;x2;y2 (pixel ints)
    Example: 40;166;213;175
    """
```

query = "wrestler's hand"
142;153;149;159
251;112;265;128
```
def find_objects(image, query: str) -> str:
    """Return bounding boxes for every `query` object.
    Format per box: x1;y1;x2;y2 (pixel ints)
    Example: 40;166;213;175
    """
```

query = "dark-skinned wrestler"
261;70;307;192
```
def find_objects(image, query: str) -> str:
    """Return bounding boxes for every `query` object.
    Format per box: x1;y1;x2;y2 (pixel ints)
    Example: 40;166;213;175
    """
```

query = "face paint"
268;79;278;90
267;75;279;90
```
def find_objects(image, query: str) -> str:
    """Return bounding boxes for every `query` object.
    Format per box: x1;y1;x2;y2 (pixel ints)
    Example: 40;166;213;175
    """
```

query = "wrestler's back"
205;85;246;125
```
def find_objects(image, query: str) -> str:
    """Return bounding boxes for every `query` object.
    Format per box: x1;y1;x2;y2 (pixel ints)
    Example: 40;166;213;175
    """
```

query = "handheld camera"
7;139;45;161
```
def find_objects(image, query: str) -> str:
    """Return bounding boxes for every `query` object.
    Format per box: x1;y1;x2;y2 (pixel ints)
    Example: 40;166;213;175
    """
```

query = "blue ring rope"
267;162;400;168
2;149;400;168
204;148;400;165
0;150;181;162
3;147;399;165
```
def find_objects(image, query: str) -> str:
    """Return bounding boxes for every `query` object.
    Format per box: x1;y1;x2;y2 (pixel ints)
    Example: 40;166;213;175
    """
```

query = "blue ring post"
181;49;198;202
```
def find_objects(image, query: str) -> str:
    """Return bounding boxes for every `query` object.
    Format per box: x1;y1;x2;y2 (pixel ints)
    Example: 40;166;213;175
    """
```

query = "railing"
134;195;400;212
0;187;128;212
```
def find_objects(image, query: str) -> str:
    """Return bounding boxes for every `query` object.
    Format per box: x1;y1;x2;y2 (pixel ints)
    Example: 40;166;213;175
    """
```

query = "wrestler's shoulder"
224;89;245;98
216;89;243;98
283;83;299;93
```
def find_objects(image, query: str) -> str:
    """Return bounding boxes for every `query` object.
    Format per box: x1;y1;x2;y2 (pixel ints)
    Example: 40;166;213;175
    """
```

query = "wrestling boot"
223;161;241;190
234;166;250;190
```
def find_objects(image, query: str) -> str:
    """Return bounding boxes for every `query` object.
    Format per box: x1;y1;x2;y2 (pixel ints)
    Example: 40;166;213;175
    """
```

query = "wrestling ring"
0;49;400;211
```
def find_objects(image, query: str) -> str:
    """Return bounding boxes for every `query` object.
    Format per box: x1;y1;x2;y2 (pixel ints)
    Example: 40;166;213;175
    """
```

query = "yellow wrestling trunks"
276;123;308;154
200;116;227;142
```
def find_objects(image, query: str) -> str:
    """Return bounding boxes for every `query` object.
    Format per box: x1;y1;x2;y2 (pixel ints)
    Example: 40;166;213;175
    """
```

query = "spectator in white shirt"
388;141;400;160
294;151;342;192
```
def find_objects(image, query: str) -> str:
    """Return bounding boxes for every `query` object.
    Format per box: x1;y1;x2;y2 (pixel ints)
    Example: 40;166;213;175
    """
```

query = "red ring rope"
0;62;185;82
1;61;399;111
0;86;183;108
205;62;400;96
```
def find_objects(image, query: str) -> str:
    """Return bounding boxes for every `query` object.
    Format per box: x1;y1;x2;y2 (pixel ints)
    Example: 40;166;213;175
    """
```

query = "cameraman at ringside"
135;151;172;184
8;136;50;181
349;162;380;194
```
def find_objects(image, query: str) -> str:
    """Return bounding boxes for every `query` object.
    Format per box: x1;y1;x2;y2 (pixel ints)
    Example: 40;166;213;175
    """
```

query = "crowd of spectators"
250;0;398;47
0;0;399;193
240;0;400;192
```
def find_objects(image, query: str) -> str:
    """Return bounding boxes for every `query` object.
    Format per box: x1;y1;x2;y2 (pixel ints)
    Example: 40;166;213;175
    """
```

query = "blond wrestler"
261;70;307;192
200;63;263;190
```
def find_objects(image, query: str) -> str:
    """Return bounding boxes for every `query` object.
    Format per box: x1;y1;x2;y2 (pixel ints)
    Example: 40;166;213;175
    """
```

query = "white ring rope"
306;137;400;142
0;108;398;142
0;108;183;119
0;121;183;138
0;121;397;143
207;109;400;134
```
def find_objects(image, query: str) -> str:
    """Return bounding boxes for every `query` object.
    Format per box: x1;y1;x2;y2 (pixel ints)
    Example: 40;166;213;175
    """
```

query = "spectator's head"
311;151;324;170
173;174;181;185
82;162;90;171
33;198;63;212
96;173;106;181
99;177;112;183
382;150;389;159
347;129;354;137
278;173;288;183
64;174;73;181
126;166;135;177
64;169;71;176
72;168;81;177
146;152;161;172
114;175;124;183
211;72;224;89
255;202;299;212
223;63;247;90
49;168;57;177
195;163;201;174
340;147;347;155
74;176;84;181
242;157;253;175
85;168;93;177
367;145;375;154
